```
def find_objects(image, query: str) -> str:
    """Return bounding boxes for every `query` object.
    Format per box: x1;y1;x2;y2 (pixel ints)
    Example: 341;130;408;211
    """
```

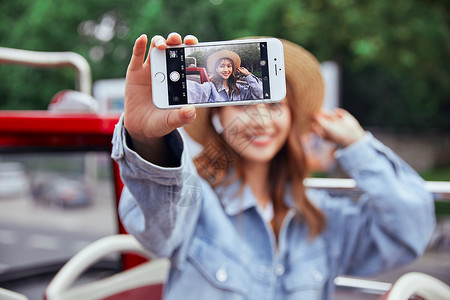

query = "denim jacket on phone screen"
186;74;263;103
111;115;435;300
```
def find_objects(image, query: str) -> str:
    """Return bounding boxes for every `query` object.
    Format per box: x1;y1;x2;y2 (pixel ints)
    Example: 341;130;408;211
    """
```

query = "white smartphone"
151;38;286;109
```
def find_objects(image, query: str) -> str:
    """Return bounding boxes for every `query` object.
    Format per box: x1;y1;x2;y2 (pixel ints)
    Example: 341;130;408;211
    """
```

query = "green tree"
0;0;448;131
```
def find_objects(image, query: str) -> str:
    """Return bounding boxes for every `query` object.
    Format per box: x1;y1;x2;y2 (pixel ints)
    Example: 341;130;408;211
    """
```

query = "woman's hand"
237;67;250;76
124;33;198;144
311;108;366;148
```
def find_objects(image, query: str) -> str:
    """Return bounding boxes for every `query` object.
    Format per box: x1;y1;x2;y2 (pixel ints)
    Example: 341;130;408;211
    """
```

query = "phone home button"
155;72;165;83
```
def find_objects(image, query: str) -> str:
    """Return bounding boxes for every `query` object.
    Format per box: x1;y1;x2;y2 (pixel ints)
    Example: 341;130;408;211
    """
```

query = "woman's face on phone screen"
216;59;234;80
218;100;291;164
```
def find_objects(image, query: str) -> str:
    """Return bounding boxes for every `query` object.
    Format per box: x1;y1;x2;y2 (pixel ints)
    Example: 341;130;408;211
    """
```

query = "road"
0;222;114;275
0;179;117;276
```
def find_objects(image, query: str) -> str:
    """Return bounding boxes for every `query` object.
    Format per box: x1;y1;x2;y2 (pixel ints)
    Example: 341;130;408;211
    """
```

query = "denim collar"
215;180;256;216
215;83;234;99
215;83;227;93
215;179;296;216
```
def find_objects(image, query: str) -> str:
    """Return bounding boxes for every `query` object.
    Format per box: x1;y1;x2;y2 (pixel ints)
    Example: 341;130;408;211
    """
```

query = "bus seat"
45;234;169;300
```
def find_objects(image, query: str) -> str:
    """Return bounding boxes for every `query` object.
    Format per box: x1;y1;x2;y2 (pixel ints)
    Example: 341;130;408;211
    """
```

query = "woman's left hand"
311;108;366;148
237;67;250;76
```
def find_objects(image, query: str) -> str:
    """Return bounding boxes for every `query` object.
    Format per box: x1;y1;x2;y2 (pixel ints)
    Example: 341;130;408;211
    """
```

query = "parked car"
31;174;91;208
0;162;31;199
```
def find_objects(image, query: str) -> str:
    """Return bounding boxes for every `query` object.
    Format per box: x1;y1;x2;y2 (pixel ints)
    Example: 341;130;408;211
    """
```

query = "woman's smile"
221;71;231;78
219;101;292;163
248;134;272;147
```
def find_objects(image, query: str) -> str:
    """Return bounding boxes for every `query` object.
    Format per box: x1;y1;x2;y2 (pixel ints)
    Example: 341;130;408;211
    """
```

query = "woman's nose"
244;104;272;127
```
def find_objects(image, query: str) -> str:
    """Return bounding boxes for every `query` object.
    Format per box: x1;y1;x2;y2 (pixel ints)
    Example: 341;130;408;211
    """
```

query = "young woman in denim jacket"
187;49;263;103
112;33;436;300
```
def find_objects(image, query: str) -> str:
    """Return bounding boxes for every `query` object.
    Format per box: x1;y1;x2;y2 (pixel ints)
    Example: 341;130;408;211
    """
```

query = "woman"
187;49;263;103
112;33;435;299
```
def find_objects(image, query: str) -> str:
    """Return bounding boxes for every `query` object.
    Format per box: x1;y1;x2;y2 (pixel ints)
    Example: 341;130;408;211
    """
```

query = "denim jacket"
187;74;263;103
112;115;435;300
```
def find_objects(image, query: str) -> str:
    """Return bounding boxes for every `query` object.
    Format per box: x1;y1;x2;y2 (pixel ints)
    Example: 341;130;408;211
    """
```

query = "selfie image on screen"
166;42;270;105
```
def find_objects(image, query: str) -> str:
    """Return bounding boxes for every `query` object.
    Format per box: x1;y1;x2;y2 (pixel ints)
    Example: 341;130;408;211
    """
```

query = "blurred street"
0;190;117;276
0;171;118;288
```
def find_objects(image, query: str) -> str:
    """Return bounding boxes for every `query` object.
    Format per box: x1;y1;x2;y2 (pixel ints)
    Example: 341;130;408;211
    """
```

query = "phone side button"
155;72;165;83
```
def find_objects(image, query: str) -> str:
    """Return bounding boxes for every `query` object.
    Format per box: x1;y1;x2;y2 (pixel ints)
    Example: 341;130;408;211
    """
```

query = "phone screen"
165;42;270;106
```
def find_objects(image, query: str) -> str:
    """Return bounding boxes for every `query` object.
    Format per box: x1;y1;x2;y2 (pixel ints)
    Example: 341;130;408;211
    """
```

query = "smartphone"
151;38;286;109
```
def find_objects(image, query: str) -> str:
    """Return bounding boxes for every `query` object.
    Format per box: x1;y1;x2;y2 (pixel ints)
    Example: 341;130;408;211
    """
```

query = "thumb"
179;105;197;124
165;106;197;130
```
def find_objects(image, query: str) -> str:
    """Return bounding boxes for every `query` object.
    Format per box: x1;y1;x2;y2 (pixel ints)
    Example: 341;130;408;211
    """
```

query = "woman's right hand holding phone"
124;33;198;165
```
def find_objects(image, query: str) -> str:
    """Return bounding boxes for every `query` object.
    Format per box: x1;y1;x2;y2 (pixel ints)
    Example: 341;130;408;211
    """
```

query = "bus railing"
304;178;450;202
0;47;91;95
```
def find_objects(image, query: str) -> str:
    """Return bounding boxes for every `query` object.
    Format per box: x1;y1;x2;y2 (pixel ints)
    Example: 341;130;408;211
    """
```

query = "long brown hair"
210;58;240;97
193;81;326;238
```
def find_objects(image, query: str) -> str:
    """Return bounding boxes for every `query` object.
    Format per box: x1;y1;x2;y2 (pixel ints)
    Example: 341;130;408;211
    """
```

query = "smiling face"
215;58;234;80
217;100;291;164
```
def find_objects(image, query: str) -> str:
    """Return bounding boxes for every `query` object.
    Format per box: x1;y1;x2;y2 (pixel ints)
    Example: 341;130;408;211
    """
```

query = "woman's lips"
248;134;272;146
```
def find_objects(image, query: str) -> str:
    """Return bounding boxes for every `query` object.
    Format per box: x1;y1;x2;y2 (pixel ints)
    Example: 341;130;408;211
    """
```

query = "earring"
211;114;224;134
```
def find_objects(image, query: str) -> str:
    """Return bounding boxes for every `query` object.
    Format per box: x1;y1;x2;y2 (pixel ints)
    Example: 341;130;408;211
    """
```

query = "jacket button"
313;269;323;282
216;267;228;282
275;264;285;276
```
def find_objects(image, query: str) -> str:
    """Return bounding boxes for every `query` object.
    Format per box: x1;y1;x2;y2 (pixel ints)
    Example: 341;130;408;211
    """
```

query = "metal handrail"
307;178;450;294
0;47;92;95
304;178;450;201
334;276;392;295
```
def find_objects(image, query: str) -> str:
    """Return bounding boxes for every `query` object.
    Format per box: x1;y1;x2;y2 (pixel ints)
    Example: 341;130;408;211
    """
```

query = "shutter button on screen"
155;72;165;83
169;71;181;82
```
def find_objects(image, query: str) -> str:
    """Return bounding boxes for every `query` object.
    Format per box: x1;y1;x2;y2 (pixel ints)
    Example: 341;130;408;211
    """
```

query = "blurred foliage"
420;165;450;182
0;0;449;130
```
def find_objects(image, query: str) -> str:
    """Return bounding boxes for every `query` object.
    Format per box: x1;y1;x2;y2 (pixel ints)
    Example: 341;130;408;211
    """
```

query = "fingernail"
184;34;198;42
155;39;165;47
184;106;196;118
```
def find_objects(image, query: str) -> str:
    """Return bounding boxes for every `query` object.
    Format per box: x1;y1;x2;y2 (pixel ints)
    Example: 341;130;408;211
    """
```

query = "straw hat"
207;50;241;74
184;39;324;146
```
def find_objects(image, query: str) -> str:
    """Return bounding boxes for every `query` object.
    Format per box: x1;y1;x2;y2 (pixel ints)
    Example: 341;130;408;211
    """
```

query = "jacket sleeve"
111;114;202;262
187;80;223;103
239;74;263;100
320;133;436;276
